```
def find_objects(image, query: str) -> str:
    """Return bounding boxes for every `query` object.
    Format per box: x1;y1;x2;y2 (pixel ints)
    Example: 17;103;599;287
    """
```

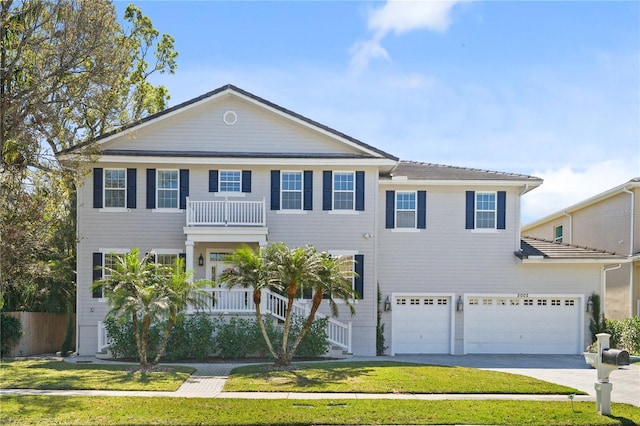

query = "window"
554;225;563;243
104;169;126;208
281;172;303;210
333;172;355;210
465;191;505;230
220;171;241;193
475;192;496;229
157;170;179;208
156;254;178;268
93;251;127;299
396;192;416;228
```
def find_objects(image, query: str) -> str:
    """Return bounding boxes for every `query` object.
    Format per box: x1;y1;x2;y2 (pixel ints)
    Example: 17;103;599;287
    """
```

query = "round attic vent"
223;110;237;125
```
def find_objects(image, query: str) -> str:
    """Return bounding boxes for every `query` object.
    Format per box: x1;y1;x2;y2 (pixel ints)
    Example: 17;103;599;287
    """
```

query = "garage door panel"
392;296;451;354
464;296;580;354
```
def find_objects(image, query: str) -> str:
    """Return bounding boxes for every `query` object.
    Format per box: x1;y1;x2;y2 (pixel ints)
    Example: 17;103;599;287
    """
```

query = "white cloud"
522;160;639;224
350;0;469;73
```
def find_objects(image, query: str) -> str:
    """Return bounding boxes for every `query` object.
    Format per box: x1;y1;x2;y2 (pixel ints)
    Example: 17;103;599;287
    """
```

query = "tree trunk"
132;312;142;363
280;280;297;363
139;315;151;366
289;291;323;358
253;290;278;361
154;314;174;365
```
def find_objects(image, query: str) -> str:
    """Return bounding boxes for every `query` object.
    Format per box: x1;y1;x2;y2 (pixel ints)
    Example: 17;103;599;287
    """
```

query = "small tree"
589;292;606;344
220;243;357;366
92;248;168;366
153;258;213;364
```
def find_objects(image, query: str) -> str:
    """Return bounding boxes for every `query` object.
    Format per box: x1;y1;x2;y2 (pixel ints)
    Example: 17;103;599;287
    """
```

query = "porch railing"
186;198;266;227
98;288;352;353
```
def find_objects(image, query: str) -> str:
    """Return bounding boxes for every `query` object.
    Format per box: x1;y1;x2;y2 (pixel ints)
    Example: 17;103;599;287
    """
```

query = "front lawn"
0;360;194;391
225;361;584;394
2;396;639;425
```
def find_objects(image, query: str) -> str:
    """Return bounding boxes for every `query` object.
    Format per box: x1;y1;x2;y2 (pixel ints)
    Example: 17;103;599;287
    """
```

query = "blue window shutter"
354;254;364;299
92;253;103;298
242;170;251;193
270;170;280;210
146;169;156;209
465;191;475;229
385;191;395;229
93;168;103;208
303;170;313;211
179;169;189;209
126;168;136;209
355;171;365;211
417;190;427;229
178;253;187;272
322;171;332;210
209;170;218;192
497;191;506;230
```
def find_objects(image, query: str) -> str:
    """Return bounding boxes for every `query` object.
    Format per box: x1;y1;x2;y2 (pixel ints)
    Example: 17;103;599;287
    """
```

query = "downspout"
601;264;622;319
562;210;572;244
622;186;635;316
517;184;529;251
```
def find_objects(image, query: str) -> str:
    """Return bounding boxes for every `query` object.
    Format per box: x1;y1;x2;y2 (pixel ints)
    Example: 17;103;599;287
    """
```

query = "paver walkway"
1;354;638;407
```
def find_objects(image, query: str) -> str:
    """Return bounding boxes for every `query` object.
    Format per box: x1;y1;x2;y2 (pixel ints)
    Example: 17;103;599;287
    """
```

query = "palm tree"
264;243;321;365
93;249;168;366
153;258;214;364
218;245;280;360
288;252;357;361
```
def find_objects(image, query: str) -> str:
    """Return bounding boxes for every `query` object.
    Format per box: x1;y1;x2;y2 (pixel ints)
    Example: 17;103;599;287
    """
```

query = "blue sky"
114;0;639;223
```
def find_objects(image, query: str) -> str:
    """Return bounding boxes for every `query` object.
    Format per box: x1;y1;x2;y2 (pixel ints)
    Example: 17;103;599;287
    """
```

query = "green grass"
1;396;639;425
0;360;194;391
225;361;585;394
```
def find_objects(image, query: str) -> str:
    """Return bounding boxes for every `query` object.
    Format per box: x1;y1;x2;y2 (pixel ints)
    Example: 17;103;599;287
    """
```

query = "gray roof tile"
387;161;542;182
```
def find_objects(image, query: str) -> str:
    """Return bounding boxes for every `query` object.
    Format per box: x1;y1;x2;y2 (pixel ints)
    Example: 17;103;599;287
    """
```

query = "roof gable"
60;84;398;161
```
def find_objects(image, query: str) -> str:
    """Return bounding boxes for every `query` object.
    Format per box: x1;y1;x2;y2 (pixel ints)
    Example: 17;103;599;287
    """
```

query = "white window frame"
156;169;179;209
97;248;129;301
332;171;355;211
554;225;563;243
475;191;497;229
219;170;242;194
395;191;417;229
103;168;126;210
281;171;303;211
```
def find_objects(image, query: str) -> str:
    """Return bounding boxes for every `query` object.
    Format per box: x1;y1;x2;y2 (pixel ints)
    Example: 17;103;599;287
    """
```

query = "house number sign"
516;293;529;298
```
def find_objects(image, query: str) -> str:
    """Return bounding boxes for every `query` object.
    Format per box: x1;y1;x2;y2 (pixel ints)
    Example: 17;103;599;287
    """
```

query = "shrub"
104;317;162;360
606;316;640;355
0;313;23;358
163;314;215;361
291;316;329;358
60;313;75;355
213;316;261;359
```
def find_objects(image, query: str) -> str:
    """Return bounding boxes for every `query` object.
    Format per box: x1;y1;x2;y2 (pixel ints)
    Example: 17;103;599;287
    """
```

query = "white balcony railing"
98;288;352;354
186;198;266;227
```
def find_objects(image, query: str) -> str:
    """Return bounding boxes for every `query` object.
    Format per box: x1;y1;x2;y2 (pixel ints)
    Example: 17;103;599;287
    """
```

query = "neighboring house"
523;178;640;320
59;84;628;357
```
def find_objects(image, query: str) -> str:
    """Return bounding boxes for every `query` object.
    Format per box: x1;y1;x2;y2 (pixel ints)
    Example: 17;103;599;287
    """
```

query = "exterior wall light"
456;296;464;312
198;254;204;266
383;296;391;312
587;296;593;313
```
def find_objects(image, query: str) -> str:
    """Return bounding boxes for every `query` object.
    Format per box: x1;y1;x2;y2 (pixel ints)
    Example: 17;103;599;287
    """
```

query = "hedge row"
104;313;330;361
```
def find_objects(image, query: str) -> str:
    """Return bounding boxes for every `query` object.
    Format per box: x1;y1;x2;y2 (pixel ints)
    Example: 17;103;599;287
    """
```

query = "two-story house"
523;178;640;319
60;84;627;357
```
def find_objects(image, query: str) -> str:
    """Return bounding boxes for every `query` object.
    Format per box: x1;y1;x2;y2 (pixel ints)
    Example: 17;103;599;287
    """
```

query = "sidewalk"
1;354;637;407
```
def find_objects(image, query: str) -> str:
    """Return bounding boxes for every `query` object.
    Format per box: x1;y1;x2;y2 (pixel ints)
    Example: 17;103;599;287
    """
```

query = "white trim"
152;208;184;213
280;170;304;211
380;179;541;188
276;210;307;215
99;208;130;213
391;228;421;233
395;190;417;229
390;292;456;356
328;210;359;215
218;170;242;194
103;168;126;209
214;192;245;198
156;169;180;209
471;229;500;234
474;191;497;230
332;171;356;211
80;155;397;167
151;248;183;255
98;248;130;254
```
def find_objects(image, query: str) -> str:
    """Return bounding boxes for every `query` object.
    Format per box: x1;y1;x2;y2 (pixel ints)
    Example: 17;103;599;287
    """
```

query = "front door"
206;251;230;285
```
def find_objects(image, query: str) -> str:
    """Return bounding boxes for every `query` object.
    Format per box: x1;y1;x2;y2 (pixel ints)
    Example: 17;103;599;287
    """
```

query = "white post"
595;333;614;415
185;240;195;282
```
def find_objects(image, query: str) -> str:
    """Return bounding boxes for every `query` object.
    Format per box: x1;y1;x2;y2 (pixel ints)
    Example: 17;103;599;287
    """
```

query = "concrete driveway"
358;354;640;407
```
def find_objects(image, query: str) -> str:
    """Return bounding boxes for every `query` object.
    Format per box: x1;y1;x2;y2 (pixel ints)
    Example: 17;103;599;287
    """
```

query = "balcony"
186;198;266;227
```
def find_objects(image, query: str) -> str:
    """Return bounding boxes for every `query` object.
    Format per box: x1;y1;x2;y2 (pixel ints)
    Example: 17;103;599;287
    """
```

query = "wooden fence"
4;312;75;357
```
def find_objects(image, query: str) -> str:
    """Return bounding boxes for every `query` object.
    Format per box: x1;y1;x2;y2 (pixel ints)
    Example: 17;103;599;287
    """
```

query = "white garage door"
392;295;452;354
464;295;581;354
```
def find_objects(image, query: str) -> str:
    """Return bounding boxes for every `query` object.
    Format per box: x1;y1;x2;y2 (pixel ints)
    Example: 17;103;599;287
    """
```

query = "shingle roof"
516;236;627;261
57;84;399;161
386;161;542;182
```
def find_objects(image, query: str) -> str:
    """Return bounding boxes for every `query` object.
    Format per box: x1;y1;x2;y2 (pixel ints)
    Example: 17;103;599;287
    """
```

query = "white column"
185;240;195;282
